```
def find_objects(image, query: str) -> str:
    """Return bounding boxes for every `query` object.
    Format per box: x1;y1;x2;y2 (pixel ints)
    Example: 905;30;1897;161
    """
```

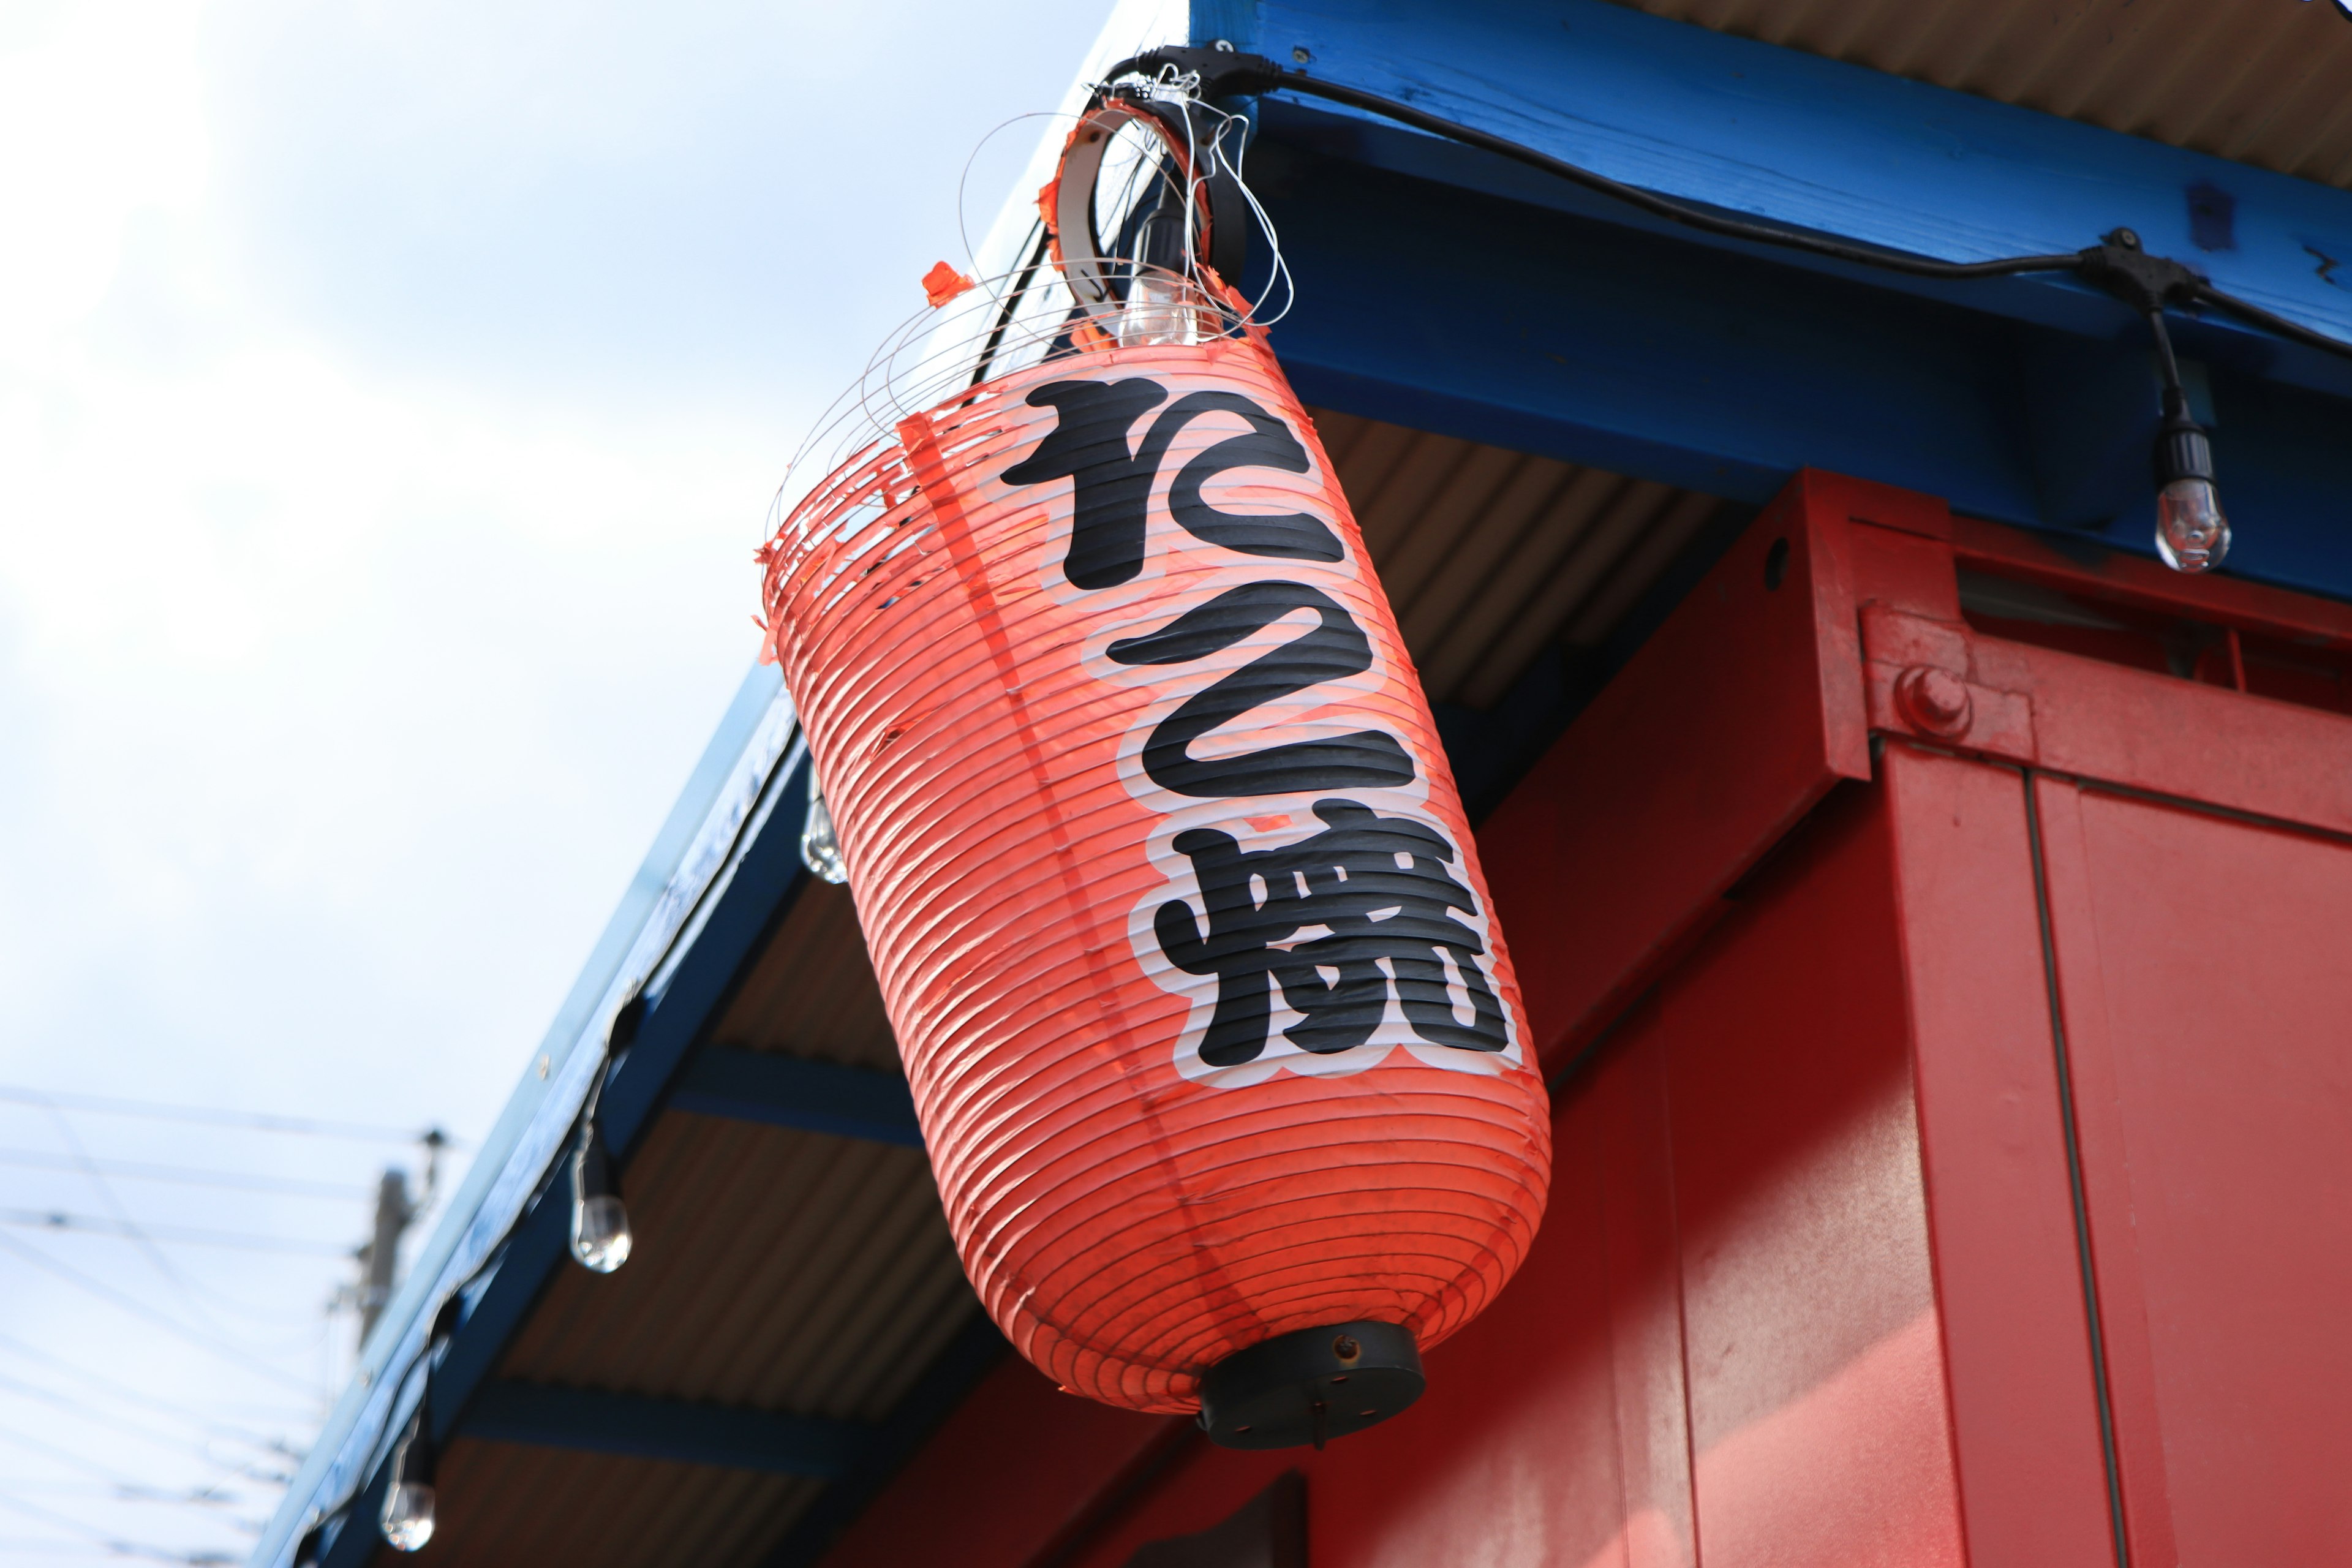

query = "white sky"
0;0;1116;1560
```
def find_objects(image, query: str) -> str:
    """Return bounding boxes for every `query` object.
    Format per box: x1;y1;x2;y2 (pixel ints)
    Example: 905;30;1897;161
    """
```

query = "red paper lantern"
756;102;1550;1448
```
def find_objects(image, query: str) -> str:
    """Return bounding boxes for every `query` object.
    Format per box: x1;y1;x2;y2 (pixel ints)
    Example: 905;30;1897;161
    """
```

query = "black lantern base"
1196;1321;1424;1450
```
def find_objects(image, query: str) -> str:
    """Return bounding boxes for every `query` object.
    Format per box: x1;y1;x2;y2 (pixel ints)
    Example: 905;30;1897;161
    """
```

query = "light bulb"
1117;273;1207;348
570;1192;632;1273
801;791;848;884
380;1481;435;1551
2155;477;2230;573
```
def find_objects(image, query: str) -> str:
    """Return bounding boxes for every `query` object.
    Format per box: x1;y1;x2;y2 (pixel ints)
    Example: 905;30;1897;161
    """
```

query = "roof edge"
251;663;798;1567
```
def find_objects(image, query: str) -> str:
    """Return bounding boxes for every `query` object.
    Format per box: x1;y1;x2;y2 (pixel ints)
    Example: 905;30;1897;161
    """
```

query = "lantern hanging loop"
1046;91;1257;349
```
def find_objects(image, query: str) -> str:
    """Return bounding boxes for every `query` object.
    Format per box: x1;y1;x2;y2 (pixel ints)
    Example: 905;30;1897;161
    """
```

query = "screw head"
1895;666;1973;738
1332;1334;1361;1362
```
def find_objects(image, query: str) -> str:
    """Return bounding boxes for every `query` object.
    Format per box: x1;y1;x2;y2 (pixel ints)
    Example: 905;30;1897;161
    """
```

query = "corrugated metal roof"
385;1439;822;1567
497;1118;969;1419
1314;407;1735;709
709;883;900;1073
390;415;1730;1566
1608;0;2352;189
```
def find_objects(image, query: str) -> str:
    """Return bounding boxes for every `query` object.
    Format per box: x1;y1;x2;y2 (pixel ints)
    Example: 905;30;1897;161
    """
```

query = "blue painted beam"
1255;141;2030;507
316;1448;392;1568
1245;136;2352;603
669;1046;923;1148
1205;0;2352;399
461;1381;873;1479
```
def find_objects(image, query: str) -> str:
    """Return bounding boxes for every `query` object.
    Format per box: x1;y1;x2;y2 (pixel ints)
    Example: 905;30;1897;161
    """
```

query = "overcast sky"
0;0;1125;1560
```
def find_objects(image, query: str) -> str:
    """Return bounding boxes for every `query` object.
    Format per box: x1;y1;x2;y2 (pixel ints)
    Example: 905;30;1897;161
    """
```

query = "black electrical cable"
2192;284;2352;359
1101;47;2352;364
1264;72;2081;281
971;224;1054;388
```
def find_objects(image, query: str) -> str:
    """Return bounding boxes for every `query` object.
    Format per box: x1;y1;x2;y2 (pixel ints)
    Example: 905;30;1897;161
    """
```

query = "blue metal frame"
1246;129;2352;601
1194;0;2352;603
1219;0;2352;380
671;1046;925;1148
462;1382;874;1477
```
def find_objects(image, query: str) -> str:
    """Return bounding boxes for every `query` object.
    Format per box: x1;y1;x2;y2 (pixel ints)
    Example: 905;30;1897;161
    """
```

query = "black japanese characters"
1153;798;1508;1068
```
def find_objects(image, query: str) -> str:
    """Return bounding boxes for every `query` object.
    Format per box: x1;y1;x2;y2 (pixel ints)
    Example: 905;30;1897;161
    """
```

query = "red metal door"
2040;781;2352;1565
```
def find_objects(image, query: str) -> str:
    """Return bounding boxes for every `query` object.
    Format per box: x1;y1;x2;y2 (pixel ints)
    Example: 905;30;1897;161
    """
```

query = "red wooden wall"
821;472;2352;1568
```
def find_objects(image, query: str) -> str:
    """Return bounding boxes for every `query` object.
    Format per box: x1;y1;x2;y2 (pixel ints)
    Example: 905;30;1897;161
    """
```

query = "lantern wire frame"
769;75;1294;535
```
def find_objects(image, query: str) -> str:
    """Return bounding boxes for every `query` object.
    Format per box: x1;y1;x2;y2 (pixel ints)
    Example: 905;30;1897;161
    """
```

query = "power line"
0;1422;268;1527
0;1354;302;1534
0;1544;151;1558
0;1088;456;1148
0;1148;374;1202
0;1489;236;1566
0;1422;148;1488
0;1403;284;1510
0;1483;236;1503
27;1102;276;1352
0;1550;220;1561
0;1210;349;1258
0;1234;311;1395
0;1423;286;1529
0;1370;290;1480
0;1333;303;1455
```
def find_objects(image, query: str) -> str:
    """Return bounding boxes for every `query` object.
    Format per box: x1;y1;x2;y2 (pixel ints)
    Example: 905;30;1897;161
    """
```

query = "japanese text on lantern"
1000;371;1521;1089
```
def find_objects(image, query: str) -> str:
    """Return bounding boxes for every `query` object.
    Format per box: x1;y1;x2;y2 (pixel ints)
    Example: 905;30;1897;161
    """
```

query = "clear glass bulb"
570;1193;632;1273
2155;477;2231;573
1116;273;1207;348
801;792;848;884
380;1482;436;1552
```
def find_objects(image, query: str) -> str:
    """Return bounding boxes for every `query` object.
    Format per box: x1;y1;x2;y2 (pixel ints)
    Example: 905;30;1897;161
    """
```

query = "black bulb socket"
393;1404;437;1489
2153;390;2215;489
573;1120;616;1204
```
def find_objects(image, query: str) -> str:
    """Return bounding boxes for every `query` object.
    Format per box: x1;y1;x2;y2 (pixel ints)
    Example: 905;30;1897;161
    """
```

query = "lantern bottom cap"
1196;1320;1424;1450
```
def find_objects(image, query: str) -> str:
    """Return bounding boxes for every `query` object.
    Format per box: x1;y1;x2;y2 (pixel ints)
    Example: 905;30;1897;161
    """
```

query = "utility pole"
355;1168;415;1347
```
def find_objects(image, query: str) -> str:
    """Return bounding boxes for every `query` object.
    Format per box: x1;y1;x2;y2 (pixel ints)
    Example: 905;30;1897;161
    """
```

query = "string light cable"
1091;45;2352;574
295;993;648;1561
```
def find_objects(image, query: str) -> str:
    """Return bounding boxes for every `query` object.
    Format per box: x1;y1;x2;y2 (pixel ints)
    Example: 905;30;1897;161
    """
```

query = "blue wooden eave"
1215;0;2352;370
1213;0;2352;601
